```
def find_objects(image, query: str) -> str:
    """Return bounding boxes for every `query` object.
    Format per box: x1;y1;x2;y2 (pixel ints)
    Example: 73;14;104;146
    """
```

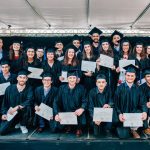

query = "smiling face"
17;75;28;86
125;72;136;84
112;35;121;46
67;49;75;59
91;33;100;43
55;42;64;50
145;74;150;85
122;42;130;53
68;76;77;86
1;64;10;74
36;48;44;58
13;43;21;51
135;45;143;54
146;46;150;55
84;44;91;54
27;48;35;59
102;42;109;51
73;40;80;49
42;77;52;88
47;52;54;61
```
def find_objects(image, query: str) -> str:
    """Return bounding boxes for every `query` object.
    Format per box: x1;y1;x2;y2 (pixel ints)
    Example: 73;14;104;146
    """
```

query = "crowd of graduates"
0;27;149;139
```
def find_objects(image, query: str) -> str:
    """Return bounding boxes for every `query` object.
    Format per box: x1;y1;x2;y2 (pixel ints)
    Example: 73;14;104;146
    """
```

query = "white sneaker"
15;123;20;129
20;126;28;134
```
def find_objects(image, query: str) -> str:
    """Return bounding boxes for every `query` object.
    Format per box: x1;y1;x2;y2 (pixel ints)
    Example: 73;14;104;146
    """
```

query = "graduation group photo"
0;0;150;150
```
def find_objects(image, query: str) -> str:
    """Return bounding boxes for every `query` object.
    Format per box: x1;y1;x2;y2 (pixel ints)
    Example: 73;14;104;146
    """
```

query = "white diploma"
81;60;96;72
28;67;43;79
35;103;53;121
61;71;68;82
119;60;135;71
59;112;77;125
7;107;18;121
0;82;10;96
99;54;114;69
93;108;113;122
57;56;64;61
123;113;143;127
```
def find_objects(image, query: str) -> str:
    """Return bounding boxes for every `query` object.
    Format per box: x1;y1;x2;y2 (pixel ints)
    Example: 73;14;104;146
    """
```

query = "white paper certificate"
99;54;114;69
59;112;77;125
7;107;18;121
119;60;135;71
57;56;64;61
81;60;96;72
93;108;113;122
61;71;68;82
28;67;43;79
0;82;10;96
35;103;53;121
123;113;143;127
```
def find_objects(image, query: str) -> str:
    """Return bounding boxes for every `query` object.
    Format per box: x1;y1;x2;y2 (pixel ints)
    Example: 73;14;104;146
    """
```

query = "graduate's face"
122;42;129;53
68;49;75;59
91;33;100;43
96;79;107;90
112;35;120;46
17;75;28;86
47;52;54;61
73;40;80;49
13;43;20;51
102;42;109;51
145;75;150;85
84;44;91;54
55;42;64;50
27;48;35;59
36;49;44;58
1;64;10;74
0;39;3;48
68;76;77;86
146;46;150;55
136;45;143;54
42;77;52;87
125;72;136;84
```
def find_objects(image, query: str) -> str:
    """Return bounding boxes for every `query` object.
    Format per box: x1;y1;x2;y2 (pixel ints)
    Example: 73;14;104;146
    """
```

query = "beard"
18;81;26;86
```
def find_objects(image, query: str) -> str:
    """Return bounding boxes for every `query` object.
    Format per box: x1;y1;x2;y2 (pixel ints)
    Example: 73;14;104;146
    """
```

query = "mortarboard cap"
67;69;78;77
1;60;10;66
123;64;139;74
89;27;103;35
100;36;110;44
111;30;123;39
40;72;53;79
142;67;150;76
46;48;55;53
18;69;31;76
72;35;81;42
83;40;92;46
96;74;107;80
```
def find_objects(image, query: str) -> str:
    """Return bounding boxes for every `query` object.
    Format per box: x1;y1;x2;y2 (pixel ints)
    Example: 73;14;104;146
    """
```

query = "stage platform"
0;129;150;150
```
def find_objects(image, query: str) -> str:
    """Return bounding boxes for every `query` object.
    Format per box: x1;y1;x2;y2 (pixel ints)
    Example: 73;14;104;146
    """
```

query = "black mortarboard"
96;74;107;80
0;60;10;66
12;40;21;44
100;37;110;44
89;27;103;35
142;67;150;76
120;37;130;46
46;48;55;53
83;40;92;46
40;72;53;78
55;39;63;45
64;44;78;52
67;69;78;77
72;35;81;42
18;69;31;76
123;64;139;74
110;30;124;39
25;46;35;52
135;41;144;46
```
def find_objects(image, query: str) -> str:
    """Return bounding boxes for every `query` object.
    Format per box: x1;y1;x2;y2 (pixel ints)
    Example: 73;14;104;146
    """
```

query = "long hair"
120;42;132;57
132;45;146;60
63;48;79;66
82;44;94;60
9;44;23;60
100;43;114;57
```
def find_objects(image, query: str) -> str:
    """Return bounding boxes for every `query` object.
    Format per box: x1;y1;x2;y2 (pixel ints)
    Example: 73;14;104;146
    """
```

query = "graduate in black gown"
88;27;103;56
95;38;116;92
114;64;148;139
59;45;81;84
9;40;24;74
34;72;58;133
36;47;45;63
0;69;34;135
139;68;150;135
22;46;42;89
54;70;87;136
42;48;61;87
0;60;17;115
80;41;97;94
88;74;114;136
144;44;150;68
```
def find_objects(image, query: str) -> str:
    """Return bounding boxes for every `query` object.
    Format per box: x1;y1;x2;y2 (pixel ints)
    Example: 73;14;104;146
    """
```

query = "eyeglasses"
43;79;51;82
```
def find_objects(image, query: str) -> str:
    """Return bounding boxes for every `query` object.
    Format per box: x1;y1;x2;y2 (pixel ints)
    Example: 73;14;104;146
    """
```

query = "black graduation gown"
0;84;33;135
80;56;97;94
23;59;42;89
34;86;58;129
42;60;61;87
144;57;150;68
92;42;100;57
139;83;150;116
0;73;17;111
114;82;147;138
53;84;87;126
88;86;114;134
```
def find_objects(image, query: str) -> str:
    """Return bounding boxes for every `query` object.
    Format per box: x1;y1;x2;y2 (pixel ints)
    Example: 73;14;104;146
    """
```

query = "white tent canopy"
0;0;150;35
